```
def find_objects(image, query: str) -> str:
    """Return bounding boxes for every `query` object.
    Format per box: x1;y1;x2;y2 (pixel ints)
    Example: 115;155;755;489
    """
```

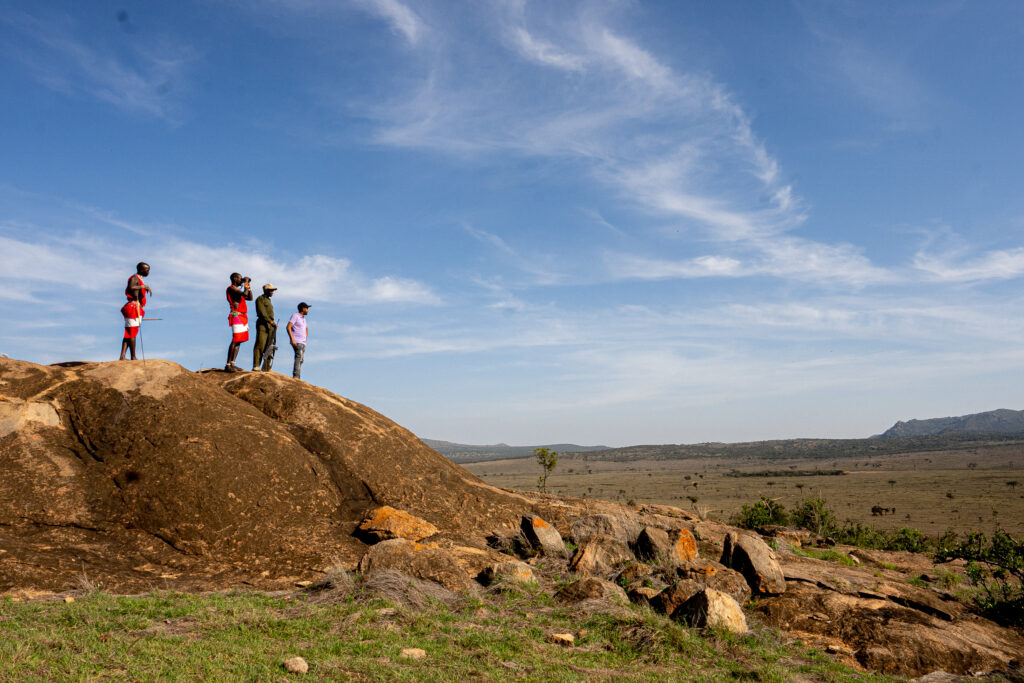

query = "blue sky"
2;1;1023;446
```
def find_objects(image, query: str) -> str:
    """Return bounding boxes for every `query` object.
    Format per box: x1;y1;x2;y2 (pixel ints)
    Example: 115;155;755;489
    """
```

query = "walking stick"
138;317;146;367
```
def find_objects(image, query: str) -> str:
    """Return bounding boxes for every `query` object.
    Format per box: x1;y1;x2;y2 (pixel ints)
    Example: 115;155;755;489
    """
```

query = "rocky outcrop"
3;357;1023;680
754;550;1024;676
756;582;1021;677
0;359;541;592
721;531;786;596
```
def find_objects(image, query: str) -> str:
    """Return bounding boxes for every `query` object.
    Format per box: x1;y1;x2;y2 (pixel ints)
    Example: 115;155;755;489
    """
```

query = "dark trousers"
253;321;272;369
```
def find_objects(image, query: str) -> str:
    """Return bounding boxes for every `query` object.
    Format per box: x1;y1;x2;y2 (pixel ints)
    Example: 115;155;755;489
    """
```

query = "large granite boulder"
676;588;748;633
357;506;439;543
0;359;542;592
721;531;786;596
634;526;698;565
569;513;642;545
568;534;635;575
357;539;477;593
520;514;566;556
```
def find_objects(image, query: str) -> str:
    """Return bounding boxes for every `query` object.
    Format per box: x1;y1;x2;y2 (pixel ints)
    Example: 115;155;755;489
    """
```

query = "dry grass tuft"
356;569;463;610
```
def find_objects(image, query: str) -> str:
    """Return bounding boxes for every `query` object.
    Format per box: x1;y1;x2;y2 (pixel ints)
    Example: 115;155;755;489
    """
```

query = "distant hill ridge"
878;408;1024;438
422;439;608;463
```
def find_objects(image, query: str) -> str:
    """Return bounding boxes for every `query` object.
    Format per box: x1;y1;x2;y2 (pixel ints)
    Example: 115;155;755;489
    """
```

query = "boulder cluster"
351;505;783;635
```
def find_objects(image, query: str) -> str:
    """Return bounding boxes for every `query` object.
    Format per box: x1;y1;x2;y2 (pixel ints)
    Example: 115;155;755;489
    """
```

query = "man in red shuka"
119;262;152;361
225;272;253;372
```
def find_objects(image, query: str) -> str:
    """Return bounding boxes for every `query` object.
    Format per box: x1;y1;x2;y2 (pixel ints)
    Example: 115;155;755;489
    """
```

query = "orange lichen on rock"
672;529;698;563
358;505;439;543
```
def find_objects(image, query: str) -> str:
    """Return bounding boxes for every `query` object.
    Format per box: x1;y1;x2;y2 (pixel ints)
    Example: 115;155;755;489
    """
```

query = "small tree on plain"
533;447;558;494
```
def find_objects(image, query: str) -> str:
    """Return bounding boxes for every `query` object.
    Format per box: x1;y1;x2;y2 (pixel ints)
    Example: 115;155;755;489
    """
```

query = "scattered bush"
934;529;1024;626
734;496;789;529
884;527;929;553
791;496;837;537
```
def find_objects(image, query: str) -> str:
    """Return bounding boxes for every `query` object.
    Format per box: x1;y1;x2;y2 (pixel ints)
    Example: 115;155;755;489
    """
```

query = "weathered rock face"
357;539;477;593
678;560;752;606
721;531;786;596
568;534;634;576
569;513;642;545
756;582;1021;677
520;515;565;556
1;360;348;576
0;359;539;592
650;579;702;617
756;552;1024;677
635;526;698;566
357;506;439;543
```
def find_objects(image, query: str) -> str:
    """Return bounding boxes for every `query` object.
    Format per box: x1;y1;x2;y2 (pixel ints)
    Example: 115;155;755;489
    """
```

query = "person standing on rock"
252;283;277;371
119;262;152;361
225;272;253;372
286;302;310;380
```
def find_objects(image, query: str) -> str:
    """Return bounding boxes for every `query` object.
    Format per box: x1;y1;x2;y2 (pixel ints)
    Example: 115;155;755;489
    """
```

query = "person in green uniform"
252;283;278;371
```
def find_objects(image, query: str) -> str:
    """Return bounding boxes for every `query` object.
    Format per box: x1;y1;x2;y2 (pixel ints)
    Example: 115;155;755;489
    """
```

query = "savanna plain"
465;444;1024;537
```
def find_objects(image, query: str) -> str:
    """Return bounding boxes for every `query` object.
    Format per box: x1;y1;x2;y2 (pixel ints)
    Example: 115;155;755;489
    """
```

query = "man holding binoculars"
225;272;254;372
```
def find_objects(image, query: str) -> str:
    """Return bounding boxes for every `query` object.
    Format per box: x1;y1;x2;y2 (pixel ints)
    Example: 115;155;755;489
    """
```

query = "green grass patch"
0;588;902;681
789;545;856;566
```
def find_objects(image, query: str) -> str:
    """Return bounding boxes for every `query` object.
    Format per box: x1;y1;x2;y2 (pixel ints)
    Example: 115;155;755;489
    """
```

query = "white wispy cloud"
507;26;584;71
2;10;195;120
607;235;891;288
352;0;427;46
326;1;888;292
607;253;744;280
0;219;440;308
588;27;676;93
914;246;1024;282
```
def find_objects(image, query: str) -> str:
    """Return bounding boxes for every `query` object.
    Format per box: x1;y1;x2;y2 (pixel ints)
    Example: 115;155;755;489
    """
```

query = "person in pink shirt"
286;302;310;379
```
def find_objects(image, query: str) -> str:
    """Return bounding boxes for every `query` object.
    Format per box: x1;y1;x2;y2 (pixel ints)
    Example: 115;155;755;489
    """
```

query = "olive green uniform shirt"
255;294;275;325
